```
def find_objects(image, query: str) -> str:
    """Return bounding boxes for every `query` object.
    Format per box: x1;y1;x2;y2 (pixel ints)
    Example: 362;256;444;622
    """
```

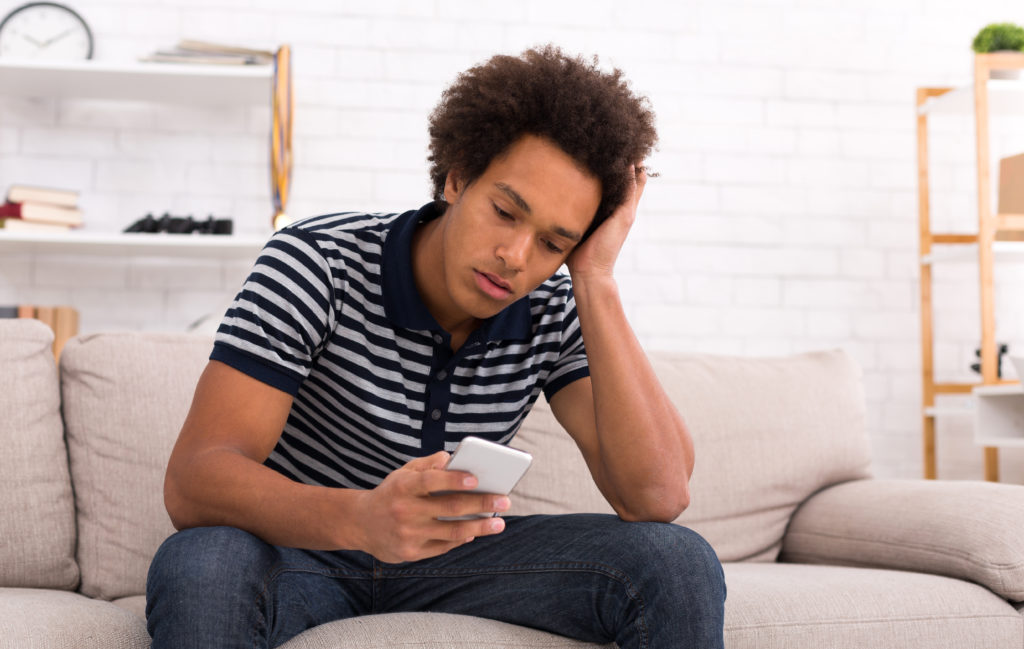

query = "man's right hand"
353;451;510;563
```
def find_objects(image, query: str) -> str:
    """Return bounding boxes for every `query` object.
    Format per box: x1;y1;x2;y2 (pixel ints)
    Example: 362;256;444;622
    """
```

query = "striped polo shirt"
211;201;590;490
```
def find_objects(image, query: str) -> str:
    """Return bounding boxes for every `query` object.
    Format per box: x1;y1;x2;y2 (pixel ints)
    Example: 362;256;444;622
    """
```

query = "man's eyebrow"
553;226;582;243
494;182;582;242
495;182;531;214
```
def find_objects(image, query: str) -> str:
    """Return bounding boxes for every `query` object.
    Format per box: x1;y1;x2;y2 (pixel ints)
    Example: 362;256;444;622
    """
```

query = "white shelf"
0;231;268;259
975;437;1024;448
921;241;1024;265
0;59;272;105
974;384;1024;448
974;384;1024;396
918;79;1024;116
924;404;974;418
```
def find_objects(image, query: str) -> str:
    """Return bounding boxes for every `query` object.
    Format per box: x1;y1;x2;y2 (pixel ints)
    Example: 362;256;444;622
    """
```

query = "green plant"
972;22;1024;53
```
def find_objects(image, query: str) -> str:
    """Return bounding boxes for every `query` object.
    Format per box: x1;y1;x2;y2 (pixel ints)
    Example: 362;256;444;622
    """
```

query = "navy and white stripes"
212;203;589;490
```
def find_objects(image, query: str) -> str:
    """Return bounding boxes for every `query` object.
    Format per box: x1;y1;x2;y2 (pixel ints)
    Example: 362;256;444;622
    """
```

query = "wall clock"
0;2;93;60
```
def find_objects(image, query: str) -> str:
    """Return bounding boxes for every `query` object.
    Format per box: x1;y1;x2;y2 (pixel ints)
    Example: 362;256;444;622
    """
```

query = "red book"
0;201;82;226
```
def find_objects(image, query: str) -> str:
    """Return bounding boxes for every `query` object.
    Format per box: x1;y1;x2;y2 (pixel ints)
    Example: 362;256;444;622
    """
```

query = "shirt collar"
381;201;532;343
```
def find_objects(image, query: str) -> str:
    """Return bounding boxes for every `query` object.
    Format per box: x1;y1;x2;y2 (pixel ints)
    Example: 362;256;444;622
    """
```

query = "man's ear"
443;169;463;203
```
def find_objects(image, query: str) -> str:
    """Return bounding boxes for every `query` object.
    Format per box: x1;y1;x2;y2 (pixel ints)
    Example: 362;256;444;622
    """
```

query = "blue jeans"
146;514;725;648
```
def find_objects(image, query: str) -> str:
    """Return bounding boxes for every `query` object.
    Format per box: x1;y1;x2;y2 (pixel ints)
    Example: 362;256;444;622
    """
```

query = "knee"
147;526;276;601
618;523;726;603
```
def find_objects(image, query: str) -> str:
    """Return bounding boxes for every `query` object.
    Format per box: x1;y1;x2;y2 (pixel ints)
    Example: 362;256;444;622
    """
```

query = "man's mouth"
474;270;513;300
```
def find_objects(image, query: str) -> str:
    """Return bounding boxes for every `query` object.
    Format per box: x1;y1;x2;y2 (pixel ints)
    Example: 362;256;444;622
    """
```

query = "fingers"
414;466;478;497
404;450;451;472
376;514;507;565
433;492;511;519
402;452;480;497
425;514;506;546
443;515;506;540
635;165;648;196
414;520;504;561
630;163;648;204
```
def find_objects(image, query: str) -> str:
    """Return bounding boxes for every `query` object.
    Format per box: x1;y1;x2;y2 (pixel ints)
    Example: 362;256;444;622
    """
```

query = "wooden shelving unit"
917;52;1024;482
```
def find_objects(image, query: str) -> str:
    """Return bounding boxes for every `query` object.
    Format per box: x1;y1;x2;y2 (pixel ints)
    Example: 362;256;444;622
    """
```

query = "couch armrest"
780;478;1024;601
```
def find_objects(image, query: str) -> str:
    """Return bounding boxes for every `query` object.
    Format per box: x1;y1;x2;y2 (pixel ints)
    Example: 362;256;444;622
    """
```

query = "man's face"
428;135;601;328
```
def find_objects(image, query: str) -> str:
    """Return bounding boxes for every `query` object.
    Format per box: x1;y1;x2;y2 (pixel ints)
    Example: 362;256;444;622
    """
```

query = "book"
177;39;275;60
6;185;79;208
0;201;82;226
52;306;79;360
140;40;274;66
34;306;55;332
0;218;72;233
140;51;260;65
0;305;40;319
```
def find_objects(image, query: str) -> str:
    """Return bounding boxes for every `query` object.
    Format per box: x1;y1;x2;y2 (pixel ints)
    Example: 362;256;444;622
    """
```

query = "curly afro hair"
427;45;658;239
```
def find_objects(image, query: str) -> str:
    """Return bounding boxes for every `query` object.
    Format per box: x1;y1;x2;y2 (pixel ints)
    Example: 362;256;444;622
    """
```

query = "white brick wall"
2;0;1023;482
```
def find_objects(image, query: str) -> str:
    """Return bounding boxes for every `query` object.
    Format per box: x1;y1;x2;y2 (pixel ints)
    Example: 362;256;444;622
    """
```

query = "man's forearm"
571;274;695;521
165;448;368;551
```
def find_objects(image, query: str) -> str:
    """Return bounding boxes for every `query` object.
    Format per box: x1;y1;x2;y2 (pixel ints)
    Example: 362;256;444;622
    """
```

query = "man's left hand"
566;164;647;281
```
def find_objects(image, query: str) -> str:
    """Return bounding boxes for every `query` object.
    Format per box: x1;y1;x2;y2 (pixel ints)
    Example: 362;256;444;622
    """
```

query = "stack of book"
140;40;274;66
0;185;83;233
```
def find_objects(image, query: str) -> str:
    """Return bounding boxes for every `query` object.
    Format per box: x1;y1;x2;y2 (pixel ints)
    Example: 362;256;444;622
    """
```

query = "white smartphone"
437;436;533;520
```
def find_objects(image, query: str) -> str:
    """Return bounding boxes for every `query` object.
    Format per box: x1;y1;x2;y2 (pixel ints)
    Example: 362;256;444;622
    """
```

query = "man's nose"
497;231;531;271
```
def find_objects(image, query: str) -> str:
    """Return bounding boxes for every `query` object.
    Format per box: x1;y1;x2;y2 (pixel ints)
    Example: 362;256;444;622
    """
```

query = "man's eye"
543;240;564;254
493;203;513;220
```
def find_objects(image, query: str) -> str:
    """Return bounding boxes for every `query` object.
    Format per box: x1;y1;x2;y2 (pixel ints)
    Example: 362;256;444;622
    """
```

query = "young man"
147;46;726;648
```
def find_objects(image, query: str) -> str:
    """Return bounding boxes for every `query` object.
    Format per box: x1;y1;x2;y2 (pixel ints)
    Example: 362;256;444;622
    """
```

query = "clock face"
0;2;93;60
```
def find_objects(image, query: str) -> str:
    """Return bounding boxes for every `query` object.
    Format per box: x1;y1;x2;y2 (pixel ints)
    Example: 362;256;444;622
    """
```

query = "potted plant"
972;22;1024;79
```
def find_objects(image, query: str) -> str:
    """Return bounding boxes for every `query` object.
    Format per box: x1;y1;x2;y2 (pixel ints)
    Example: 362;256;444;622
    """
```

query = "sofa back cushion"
510;349;872;562
60;332;212;600
0;319;79;589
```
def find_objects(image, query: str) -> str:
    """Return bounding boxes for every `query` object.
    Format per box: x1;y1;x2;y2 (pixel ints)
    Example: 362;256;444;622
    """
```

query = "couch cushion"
0;587;150;648
780;478;1024;602
61;331;213;600
512;350;872;562
112;594;146;619
279;612;612;648
722;562;1022;649
0;320;78;589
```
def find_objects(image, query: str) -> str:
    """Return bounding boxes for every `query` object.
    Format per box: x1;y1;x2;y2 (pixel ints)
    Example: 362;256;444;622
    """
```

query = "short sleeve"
542;286;590;401
211;226;336;395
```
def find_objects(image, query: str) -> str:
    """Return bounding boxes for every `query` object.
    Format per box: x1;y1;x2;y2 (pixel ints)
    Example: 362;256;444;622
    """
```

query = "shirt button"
430;409;442;421
437;370;448;381
432;334;443;344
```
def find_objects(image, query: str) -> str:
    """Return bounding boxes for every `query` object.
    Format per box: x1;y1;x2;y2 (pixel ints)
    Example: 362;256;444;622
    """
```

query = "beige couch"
2;317;1022;648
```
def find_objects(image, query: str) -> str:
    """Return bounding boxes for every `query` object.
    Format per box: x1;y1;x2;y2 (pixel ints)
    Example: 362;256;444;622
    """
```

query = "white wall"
2;0;1023;482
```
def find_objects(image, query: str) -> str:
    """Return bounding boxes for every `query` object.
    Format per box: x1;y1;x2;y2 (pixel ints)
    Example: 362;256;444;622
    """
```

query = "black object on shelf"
970;343;1009;378
123;212;233;235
